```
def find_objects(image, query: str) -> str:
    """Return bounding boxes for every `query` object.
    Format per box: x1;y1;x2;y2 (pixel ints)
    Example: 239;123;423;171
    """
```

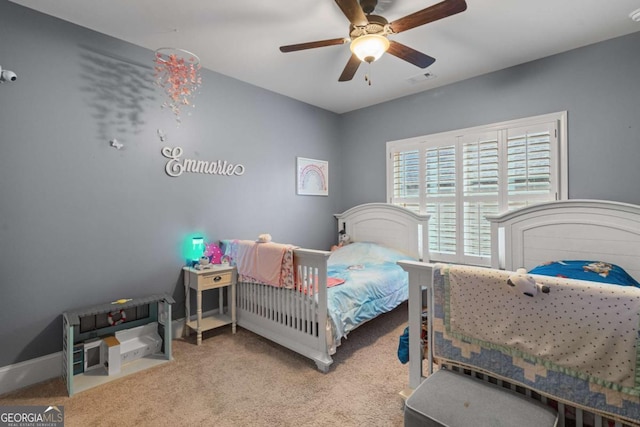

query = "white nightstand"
183;265;237;345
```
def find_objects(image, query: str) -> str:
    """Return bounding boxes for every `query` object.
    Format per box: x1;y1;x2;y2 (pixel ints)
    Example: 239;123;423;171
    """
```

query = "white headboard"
334;203;430;261
487;200;640;279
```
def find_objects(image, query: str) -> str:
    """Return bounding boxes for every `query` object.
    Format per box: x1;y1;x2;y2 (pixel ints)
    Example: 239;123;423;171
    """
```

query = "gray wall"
1;0;639;369
0;2;342;367
338;31;640;210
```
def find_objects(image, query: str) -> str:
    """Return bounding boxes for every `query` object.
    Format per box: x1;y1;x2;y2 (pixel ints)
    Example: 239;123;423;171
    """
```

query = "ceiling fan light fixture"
350;34;390;63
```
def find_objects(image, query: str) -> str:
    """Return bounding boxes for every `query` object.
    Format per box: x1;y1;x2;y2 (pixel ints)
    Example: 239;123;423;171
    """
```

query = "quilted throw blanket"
432;263;640;423
222;240;296;289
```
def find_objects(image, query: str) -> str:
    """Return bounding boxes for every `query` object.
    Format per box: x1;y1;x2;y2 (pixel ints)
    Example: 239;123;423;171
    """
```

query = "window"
387;112;567;266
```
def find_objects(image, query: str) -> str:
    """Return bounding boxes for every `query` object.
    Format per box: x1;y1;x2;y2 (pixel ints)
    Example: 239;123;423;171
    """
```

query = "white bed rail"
236;248;333;372
397;260;435;390
398;260;635;427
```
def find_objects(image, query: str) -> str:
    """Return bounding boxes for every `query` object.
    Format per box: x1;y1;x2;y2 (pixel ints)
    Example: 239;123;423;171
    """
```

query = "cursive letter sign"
161;146;245;178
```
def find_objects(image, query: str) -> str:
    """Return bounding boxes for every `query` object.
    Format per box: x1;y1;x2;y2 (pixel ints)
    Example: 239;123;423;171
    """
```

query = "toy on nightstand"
196;242;223;270
204;242;222;263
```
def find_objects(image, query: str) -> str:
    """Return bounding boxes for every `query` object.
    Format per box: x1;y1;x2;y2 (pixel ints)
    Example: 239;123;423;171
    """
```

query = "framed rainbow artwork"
296;157;328;196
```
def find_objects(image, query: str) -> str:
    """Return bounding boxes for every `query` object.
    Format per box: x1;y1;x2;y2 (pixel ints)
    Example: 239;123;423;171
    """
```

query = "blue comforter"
326;242;414;340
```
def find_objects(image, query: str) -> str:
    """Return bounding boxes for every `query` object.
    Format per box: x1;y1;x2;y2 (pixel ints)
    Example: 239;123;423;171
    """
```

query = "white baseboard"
0;316;192;396
0;352;62;396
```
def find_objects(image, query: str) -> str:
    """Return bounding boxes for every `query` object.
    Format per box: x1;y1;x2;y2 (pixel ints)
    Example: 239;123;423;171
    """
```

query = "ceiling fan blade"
279;37;349;53
338;54;361;82
389;0;467;34
387;40;436;68
334;0;369;27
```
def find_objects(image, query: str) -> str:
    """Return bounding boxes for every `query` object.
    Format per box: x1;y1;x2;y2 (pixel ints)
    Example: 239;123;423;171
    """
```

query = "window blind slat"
389;115;561;265
392;150;420;198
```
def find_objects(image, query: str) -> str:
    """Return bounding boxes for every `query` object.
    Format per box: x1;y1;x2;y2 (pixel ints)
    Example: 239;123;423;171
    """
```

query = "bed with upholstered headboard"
223;203;428;372
400;200;640;427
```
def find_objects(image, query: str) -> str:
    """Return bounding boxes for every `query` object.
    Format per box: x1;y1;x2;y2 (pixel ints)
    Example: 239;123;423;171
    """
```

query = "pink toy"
204;242;223;264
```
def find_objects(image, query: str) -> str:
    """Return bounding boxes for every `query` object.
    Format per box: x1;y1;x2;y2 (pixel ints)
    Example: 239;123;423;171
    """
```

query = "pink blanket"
235;240;295;287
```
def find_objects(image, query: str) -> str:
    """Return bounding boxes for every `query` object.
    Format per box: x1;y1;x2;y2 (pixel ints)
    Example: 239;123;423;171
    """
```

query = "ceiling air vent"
407;72;437;85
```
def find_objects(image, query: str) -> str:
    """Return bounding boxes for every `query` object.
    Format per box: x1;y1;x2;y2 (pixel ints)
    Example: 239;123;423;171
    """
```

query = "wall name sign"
161;147;245;178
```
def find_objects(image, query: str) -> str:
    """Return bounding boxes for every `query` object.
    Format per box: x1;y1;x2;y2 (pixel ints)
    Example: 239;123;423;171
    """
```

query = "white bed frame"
236;203;429;372
488;199;640;279
401;199;640;426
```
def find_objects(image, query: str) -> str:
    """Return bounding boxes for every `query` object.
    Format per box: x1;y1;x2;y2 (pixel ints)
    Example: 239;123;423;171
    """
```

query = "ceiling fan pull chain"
365;63;372;86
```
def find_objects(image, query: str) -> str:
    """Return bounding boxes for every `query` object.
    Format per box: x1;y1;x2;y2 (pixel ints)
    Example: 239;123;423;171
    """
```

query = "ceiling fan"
279;0;467;82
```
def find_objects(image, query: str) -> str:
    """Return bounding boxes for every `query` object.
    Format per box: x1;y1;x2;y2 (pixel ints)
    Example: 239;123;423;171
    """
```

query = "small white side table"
183;265;237;345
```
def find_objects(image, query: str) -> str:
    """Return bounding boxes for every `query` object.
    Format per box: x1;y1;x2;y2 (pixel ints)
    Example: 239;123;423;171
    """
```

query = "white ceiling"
10;0;640;114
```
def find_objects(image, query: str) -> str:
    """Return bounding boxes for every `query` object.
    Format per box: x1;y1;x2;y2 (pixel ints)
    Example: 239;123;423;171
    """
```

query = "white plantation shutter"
462;133;499;197
425;145;456;256
506;123;557;205
463;201;498;260
460;132;500;263
426;201;457;255
426;145;456;196
387;112;565;266
391;149;421;213
392;149;420;200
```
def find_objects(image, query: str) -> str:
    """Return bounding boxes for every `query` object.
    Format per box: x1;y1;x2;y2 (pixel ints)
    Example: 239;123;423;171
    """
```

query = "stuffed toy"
331;231;351;251
204;242;223;264
583;261;612;278
257;233;272;243
339;232;351;245
507;268;550;297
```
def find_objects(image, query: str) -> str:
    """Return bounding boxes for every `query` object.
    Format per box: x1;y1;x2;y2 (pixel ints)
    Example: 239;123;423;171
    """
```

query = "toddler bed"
401;199;640;427
223;203;429;372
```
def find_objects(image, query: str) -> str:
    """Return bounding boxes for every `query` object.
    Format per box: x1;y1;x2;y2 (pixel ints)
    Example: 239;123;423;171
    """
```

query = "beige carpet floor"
0;303;410;427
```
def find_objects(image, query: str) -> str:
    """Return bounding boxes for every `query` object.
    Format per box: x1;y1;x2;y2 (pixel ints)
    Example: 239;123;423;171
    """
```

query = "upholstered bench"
404;369;558;427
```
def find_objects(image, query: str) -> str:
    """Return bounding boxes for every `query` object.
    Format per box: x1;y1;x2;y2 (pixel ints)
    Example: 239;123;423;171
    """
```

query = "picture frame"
296;157;328;196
